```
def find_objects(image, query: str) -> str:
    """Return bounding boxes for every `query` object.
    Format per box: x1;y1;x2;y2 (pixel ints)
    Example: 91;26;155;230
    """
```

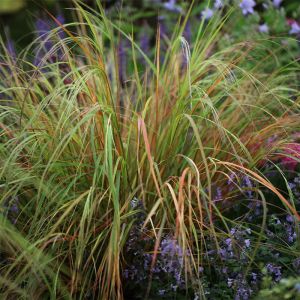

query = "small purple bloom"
118;38;130;85
289;22;300;35
35;18;51;35
235;284;252;300
242;175;254;199
183;20;191;44
225;238;232;247
214;0;223;9
201;8;214;20
286;215;294;223
163;0;183;13
55;14;66;39
258;23;269;34
251;272;257;282
293;257;300;273
245;239;250;248
275;218;281;225
286;225;296;243
6;39;16;59
35;18;53;53
266;263;282;282
214;186;223;202
230;228;236;235
123;269;129;279
273;0;282;8
158;289;166;295
239;0;256;15
34;14;65;66
219;248;227;258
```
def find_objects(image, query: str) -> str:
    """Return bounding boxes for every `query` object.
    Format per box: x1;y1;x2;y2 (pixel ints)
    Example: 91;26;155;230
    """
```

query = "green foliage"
256;277;300;300
0;0;25;14
0;1;299;299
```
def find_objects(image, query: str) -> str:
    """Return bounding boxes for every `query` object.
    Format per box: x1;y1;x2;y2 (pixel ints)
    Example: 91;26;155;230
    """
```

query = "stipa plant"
0;1;299;299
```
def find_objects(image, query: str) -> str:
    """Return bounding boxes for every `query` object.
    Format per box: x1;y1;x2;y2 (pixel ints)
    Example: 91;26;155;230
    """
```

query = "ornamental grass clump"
0;1;299;299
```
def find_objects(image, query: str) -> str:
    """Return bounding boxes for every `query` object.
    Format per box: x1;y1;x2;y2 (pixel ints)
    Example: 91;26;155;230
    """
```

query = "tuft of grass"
0;2;299;299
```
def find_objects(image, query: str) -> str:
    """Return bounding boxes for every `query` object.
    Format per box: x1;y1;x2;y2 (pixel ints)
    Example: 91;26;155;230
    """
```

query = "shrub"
0;1;299;299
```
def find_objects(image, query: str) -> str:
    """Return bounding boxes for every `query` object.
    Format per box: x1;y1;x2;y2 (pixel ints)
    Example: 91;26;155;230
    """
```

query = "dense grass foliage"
0;2;299;299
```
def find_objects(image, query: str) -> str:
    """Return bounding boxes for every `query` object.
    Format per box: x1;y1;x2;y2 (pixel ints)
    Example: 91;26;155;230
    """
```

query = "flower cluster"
266;263;282;282
218;227;252;261
123;230;192;296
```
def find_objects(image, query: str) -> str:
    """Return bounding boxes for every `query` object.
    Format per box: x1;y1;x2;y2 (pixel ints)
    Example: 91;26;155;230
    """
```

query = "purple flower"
289;22;300;35
201;8;214;20
6;39;16;59
258;24;269;34
286;224;296;243
214;0;223;9
118;38;130;85
139;29;150;64
34;14;65;66
163;0;183;13
218;248;227;258
55;14;66;39
214;186;223;202
235;284;252;300
274;218;281;225
183;20;191;44
35;18;53;53
35;18;51;35
123;269;129;279
158;289;166;295
286;215;294;223
225;238;232;250
266;263;282;282
251;272;257;282
239;0;256;15
293;257;300;274
243;175;253;198
245;239;250;248
272;0;282;8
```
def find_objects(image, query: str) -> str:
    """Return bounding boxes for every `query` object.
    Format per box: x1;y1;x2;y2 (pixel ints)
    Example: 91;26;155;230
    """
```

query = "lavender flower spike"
6;39;16;60
201;8;214;20
239;0;256;15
